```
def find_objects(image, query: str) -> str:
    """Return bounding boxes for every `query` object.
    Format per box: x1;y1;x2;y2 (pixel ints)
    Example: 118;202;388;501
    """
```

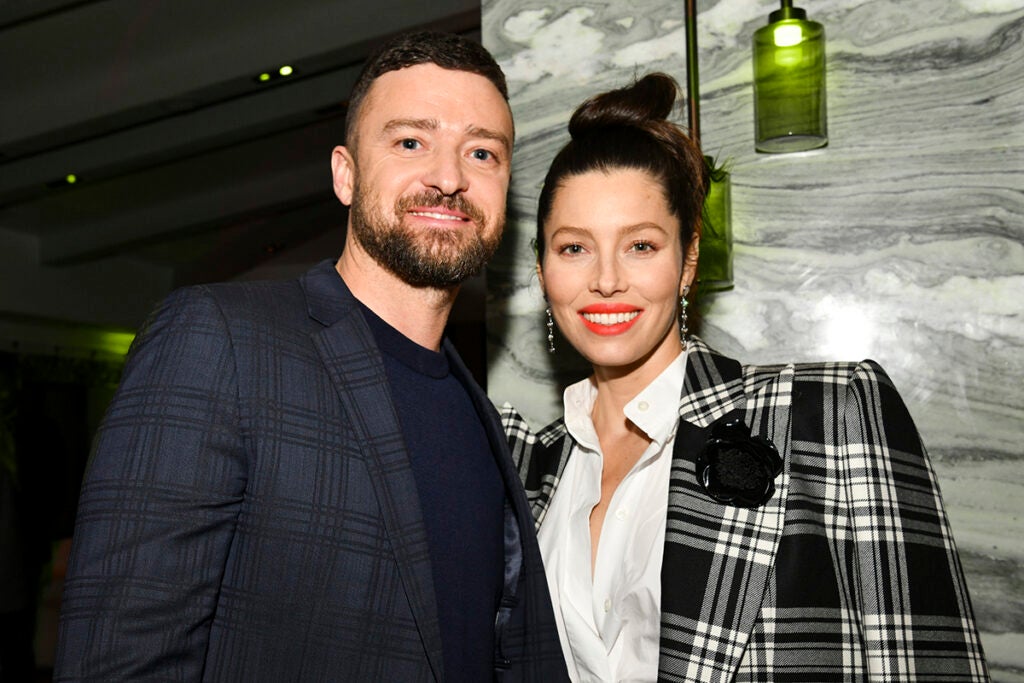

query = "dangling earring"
546;307;556;353
679;285;691;349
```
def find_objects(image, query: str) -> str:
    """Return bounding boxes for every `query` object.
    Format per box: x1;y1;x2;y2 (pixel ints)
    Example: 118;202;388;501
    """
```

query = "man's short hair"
344;31;509;147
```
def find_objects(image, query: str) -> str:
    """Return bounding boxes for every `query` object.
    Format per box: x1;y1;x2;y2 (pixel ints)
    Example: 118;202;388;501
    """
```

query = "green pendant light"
753;0;828;153
686;0;733;291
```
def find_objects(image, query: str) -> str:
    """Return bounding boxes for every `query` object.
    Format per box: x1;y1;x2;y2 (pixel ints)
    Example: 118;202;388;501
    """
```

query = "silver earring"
680;285;691;349
546;307;556;353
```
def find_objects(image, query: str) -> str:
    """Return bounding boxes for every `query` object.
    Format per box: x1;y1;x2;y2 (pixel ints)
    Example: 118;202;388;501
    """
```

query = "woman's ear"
680;234;700;296
331;146;356;206
536;261;546;294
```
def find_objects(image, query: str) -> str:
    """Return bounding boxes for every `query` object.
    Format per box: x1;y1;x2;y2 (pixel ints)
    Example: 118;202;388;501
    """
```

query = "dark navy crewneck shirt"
358;302;505;682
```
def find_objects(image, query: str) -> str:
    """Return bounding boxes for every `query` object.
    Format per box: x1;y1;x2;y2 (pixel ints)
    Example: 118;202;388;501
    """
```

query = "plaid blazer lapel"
304;268;444;681
658;339;791;682
502;406;573;531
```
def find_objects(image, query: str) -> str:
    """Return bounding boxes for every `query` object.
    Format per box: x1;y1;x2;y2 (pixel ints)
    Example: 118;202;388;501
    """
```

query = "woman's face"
539;168;698;380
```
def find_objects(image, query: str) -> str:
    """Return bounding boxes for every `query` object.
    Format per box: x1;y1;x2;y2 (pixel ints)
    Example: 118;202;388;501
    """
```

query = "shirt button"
603;598;611;613
638;400;650;411
615;508;628;521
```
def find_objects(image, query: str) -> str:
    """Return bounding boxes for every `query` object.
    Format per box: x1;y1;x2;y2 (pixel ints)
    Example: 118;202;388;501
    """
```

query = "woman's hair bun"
568;72;679;139
534;71;707;262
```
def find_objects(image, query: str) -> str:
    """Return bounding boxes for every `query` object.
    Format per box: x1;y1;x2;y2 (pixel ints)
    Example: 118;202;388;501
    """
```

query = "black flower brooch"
695;414;782;508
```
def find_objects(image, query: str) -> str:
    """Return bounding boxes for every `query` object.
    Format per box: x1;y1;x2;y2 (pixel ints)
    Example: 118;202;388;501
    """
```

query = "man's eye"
400;139;421;150
471;148;494;161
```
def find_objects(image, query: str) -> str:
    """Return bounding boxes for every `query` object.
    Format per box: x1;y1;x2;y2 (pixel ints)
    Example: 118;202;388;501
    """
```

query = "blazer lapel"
303;264;444;681
659;339;791;682
520;424;574;530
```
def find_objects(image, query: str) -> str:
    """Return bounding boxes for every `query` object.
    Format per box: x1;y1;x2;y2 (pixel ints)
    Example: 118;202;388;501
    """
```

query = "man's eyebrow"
382;118;439;134
466;126;512;154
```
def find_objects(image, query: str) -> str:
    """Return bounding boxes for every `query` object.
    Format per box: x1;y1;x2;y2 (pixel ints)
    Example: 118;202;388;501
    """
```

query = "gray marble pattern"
483;0;1024;679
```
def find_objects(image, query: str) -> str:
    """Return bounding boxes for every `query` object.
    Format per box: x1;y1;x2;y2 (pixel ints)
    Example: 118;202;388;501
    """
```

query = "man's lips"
397;190;484;227
405;207;471;223
578;303;642;335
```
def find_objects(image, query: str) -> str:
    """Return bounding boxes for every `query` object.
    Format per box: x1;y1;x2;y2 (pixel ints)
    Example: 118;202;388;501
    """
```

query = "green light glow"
258;72;271;82
96;330;136;356
278;65;294;77
66;174;78;184
773;24;804;47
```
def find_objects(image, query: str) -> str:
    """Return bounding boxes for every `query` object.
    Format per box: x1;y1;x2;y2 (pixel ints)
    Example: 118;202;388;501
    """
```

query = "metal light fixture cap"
769;1;807;24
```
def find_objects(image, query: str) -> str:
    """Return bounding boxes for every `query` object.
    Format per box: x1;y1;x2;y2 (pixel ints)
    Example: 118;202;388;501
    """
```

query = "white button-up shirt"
538;351;687;682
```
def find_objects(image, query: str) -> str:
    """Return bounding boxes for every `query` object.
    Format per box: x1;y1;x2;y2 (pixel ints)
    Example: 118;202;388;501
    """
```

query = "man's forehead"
361;64;509;115
368;61;501;91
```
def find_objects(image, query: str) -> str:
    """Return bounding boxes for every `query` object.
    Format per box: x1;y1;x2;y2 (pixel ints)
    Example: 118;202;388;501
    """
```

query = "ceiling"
0;0;481;290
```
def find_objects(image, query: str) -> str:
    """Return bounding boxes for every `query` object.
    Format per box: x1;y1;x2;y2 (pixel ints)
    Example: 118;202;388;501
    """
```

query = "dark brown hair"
535;73;708;259
345;31;509;147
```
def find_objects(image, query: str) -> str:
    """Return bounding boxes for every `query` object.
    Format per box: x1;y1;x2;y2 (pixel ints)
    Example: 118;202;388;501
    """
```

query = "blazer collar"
677;336;748;427
301;259;358;328
301;260;537;677
302;260;445;680
659;337;789;682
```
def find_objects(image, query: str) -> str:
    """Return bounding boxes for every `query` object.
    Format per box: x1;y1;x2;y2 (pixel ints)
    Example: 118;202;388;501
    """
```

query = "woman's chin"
572;331;683;380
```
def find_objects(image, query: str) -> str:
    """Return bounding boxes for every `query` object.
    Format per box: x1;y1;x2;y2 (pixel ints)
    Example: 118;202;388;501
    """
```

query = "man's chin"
394;269;472;290
383;246;482;289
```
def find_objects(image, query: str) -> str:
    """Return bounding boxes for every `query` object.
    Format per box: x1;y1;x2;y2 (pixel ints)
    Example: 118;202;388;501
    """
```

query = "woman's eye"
631;241;655;252
559;243;584;255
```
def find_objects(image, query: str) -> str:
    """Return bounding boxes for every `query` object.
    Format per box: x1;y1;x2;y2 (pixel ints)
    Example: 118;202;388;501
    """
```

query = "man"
54;32;567;682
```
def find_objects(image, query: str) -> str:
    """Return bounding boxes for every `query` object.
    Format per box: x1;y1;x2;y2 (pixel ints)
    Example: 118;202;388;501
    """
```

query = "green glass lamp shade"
753;4;827;153
698;159;733;291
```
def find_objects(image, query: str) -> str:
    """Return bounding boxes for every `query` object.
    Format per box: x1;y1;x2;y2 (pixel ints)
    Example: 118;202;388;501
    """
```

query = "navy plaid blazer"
502;338;988;682
55;260;567;682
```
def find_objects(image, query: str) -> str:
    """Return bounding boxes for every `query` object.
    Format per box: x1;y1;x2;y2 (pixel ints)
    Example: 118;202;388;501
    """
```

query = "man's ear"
331;146;356;206
680;234;700;296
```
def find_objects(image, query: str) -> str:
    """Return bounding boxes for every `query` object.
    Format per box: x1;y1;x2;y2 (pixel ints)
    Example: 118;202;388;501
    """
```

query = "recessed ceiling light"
255;65;297;84
47;174;79;188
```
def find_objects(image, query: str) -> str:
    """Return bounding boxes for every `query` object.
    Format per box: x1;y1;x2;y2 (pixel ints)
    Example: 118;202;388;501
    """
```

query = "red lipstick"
578;303;642;336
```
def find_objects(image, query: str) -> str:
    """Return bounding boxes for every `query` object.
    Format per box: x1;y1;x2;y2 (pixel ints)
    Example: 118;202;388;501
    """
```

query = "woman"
502;73;988;682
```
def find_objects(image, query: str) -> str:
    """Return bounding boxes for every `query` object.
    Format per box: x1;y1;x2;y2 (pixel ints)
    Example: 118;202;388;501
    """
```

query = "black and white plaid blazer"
502;337;988;682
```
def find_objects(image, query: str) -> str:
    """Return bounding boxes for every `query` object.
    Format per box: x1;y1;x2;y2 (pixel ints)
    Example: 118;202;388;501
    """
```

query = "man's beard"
350;181;504;288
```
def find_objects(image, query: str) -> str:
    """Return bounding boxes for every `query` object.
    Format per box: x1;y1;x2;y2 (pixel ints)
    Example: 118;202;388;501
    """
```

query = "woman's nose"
591;254;625;296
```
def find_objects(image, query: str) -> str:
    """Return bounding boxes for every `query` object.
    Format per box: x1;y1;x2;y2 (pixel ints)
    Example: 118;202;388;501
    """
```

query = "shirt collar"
562;350;688;453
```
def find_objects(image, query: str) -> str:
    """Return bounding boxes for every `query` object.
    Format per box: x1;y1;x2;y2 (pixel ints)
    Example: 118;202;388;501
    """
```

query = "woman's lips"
578;304;642;335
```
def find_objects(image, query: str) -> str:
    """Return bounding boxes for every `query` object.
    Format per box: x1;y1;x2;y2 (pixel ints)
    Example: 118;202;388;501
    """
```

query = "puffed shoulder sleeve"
842;359;988;681
55;286;248;681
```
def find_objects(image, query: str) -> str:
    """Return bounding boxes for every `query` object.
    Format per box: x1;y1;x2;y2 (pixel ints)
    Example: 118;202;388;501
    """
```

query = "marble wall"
482;0;1024;679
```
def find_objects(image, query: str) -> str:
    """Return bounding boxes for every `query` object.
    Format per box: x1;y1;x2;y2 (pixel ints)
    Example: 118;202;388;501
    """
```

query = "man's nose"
422;149;468;197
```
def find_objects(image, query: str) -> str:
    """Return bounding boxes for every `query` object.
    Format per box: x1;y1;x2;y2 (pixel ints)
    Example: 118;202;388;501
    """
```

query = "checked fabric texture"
502;337;988;682
55;260;566;682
